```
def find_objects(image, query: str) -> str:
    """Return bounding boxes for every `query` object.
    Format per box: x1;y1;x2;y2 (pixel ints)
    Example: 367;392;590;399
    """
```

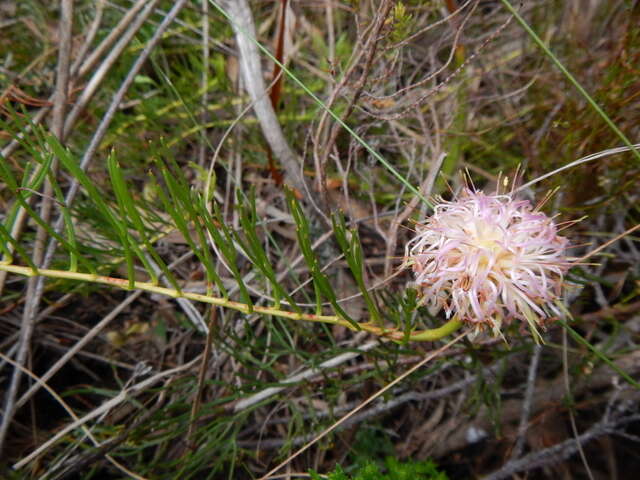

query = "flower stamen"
406;188;570;339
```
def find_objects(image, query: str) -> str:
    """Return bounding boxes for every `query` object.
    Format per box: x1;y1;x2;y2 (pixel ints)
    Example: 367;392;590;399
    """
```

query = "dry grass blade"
259;331;468;480
13;357;200;471
0;0;74;455
0;352;148;480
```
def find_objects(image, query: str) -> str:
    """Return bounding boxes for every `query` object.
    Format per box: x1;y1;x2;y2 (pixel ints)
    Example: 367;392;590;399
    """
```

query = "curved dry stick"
220;0;308;198
516;143;640;193
483;413;640;480
0;0;152;161
69;0;106;75
509;344;542;460
313;0;394;204
233;339;380;412
14;291;142;411
363;0;478;103
62;0;161;137
428;349;640;458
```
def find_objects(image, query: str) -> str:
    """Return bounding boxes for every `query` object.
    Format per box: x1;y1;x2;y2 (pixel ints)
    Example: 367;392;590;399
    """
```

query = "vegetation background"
1;0;639;478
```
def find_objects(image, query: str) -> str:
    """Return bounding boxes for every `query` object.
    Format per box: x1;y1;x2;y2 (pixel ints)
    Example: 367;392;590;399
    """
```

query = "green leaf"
332;211;381;323
108;151;160;285
286;189;357;328
236;189;300;312
0;150;95;273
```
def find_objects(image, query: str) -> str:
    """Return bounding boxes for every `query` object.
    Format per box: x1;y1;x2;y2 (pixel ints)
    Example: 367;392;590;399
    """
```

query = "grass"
1;0;639;479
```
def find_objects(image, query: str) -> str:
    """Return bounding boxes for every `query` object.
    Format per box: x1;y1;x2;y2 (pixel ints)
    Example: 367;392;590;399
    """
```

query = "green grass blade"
107;152;160;285
556;302;640;390
0;222;35;270
236;190;300;312
22;152;53;194
210;201;253;310
500;0;640;164
191;194;228;297
156;163;227;299
49;173;78;272
0;151;52;241
188;193;227;296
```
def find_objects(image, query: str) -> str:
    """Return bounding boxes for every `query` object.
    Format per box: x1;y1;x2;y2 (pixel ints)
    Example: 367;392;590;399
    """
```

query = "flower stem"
0;264;464;342
403;318;464;341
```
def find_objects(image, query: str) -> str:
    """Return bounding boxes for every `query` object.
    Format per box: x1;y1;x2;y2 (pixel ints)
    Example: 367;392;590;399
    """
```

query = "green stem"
0;263;462;342
500;0;640;164
407;318;464;341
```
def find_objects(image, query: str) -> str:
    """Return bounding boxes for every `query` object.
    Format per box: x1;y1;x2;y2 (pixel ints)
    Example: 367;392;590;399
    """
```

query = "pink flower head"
407;188;570;338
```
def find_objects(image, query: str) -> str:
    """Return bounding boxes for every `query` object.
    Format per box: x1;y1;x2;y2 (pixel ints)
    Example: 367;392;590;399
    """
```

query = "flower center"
473;222;502;248
472;222;514;270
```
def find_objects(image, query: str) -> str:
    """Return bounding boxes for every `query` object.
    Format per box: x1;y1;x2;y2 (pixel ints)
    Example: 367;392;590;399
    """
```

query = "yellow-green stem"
406;318;464;341
0;264;463;342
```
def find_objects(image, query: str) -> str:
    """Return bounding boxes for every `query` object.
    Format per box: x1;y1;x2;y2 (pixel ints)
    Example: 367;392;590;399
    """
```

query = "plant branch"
13;357;200;470
0;263;464;342
482;412;640;480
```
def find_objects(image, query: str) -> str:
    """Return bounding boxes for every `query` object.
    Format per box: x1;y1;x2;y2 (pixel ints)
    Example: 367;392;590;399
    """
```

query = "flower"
407;188;570;338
